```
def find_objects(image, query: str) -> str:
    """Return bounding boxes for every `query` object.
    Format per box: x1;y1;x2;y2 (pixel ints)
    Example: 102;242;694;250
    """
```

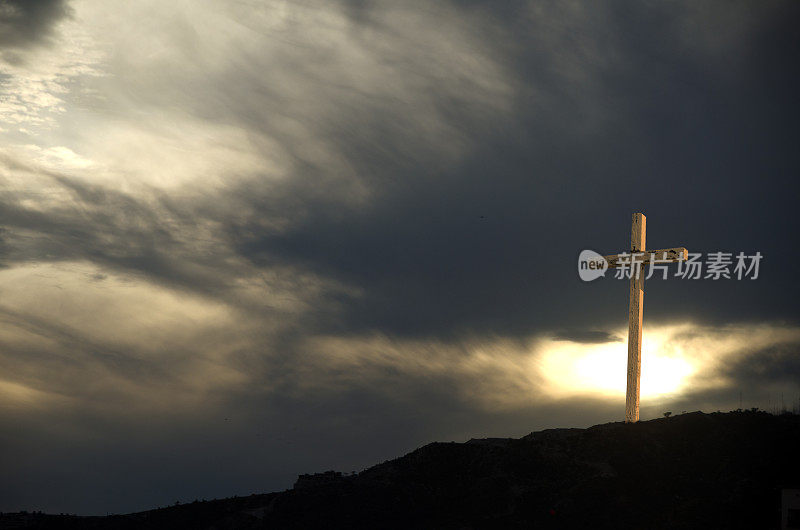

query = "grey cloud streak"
552;330;622;344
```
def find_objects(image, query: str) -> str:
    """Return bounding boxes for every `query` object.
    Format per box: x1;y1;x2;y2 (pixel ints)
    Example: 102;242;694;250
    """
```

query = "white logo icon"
578;249;608;282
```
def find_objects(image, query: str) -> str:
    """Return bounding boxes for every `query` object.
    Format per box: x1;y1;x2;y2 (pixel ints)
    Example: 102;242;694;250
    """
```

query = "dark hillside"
3;411;798;529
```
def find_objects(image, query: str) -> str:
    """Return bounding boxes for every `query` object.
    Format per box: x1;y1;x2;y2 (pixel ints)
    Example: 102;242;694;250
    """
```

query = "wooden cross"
602;213;687;423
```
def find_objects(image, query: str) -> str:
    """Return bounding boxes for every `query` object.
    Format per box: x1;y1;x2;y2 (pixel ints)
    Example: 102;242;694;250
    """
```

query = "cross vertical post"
625;213;645;423
601;214;686;422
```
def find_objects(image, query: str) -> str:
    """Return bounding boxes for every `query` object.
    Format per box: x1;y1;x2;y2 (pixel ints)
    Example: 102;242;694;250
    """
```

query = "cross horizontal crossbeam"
603;247;688;269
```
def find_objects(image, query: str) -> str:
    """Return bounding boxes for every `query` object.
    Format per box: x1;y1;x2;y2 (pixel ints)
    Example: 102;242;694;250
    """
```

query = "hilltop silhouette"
2;410;798;529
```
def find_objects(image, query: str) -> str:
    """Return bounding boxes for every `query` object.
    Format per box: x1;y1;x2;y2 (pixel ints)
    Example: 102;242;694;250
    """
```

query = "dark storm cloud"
226;0;800;340
0;0;70;48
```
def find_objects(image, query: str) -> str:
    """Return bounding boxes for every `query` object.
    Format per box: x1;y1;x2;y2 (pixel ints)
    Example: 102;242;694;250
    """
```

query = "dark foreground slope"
3;411;798;529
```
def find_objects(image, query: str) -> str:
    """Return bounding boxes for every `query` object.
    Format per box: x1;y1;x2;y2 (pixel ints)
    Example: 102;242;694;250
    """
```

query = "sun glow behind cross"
537;327;696;399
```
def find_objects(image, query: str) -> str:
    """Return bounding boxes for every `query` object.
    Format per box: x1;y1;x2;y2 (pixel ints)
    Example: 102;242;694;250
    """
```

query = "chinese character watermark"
578;251;762;282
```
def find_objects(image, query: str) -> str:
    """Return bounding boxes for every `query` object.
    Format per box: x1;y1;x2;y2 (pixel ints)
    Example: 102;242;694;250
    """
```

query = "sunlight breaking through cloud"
305;323;800;413
537;323;800;402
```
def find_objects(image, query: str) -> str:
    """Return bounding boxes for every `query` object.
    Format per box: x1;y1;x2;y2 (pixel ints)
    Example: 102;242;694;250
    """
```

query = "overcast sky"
1;0;799;515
